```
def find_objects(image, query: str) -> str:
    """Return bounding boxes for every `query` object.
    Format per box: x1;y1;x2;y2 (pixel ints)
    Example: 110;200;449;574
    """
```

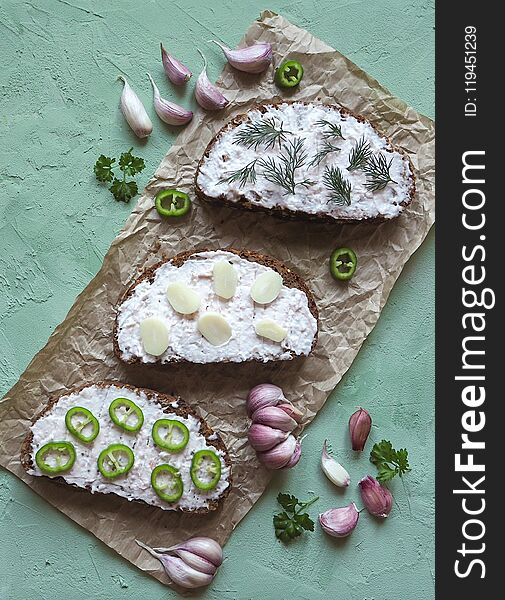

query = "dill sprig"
316;119;345;140
219;160;257;188
347;137;372;171
364;153;397;191
309;140;341;167
323;165;352;206
233;117;291;150
258;138;313;196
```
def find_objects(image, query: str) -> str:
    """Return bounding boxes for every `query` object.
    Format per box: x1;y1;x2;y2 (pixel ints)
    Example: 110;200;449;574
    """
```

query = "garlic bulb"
212;40;272;73
136;536;223;589
319;503;359;538
246;383;286;416
160;43;192;85
147;74;193;126
321;440;350;487
118;76;153;139
359;476;393;518
195;50;229;111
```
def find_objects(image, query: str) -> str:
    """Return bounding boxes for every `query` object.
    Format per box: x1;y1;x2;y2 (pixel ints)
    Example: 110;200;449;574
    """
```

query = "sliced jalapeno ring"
155;189;191;218
97;443;134;479
35;441;76;474
109;397;144;433
152;419;190;453
65;406;100;443
151;464;183;503
274;60;304;88
190;449;222;491
330;247;358;281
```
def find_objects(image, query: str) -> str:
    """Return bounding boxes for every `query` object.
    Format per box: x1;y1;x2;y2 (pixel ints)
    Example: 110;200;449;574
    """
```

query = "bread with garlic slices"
195;101;416;223
113;248;318;365
20;382;232;513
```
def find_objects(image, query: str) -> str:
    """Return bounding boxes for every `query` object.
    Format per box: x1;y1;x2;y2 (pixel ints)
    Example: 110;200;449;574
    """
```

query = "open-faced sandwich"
21;382;232;513
195;101;415;222
113;248;318;365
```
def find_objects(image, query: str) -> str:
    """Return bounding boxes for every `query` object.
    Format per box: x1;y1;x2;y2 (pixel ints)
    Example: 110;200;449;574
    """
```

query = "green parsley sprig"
370;440;411;483
273;492;319;543
94;148;145;203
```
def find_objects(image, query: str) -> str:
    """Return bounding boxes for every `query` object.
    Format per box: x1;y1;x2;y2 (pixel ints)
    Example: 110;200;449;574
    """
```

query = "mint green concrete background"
0;1;434;598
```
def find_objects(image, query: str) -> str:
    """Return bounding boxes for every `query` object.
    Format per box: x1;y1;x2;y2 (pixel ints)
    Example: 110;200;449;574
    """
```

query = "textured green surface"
0;1;434;598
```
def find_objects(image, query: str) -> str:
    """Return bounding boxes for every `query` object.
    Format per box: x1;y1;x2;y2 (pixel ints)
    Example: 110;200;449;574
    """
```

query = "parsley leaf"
273;493;318;543
94;149;145;203
370;440;411;483
94;155;115;182
109;178;138;203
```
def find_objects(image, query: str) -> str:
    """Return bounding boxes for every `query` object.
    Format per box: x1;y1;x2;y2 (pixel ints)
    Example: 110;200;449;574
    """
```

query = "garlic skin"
319;503;359;538
136;537;223;589
119;76;153;139
359;476;393;518
160;43;192;85
251;405;297;432
277;403;303;423
248;423;288;451
321;440;350;487
349;408;372;451
246;383;286;416
195;50;229;111
147;74;193;126
257;434;297;469
212;40;272;73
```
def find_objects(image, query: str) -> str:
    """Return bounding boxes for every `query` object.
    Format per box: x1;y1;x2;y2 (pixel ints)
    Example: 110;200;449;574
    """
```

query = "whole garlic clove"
349;408;372;451
213;260;238;299
118;76;153;139
170;549;217;575
166;282;201;315
282;438;302;468
211;40;273;74
160;43;192;85
246;383;286;416
257;434;298;469
255;319;287;343
139;318;169;356
197;313;232;346
319;503;359;538
359;475;393;518
250;270;283;304
321;440;350;487
251;405;297;432
147;73;193;126
154;537;223;567
195;50;229;111
248;423;289;451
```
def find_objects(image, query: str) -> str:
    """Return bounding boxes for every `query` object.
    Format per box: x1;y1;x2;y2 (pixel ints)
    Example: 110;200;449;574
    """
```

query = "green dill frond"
347;137;372;171
258;138;313;195
316;119;345;140
364;153;397;191
309;140;341;167
233;117;291;150
219;160;257;188
323;165;352;206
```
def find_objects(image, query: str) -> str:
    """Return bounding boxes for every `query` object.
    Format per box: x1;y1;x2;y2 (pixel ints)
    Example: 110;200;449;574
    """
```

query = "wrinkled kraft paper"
0;11;434;588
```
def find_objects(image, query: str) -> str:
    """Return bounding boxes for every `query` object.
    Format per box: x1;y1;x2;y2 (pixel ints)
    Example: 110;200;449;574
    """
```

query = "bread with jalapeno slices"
195;101;416;223
20;382;232;514
113;248;318;365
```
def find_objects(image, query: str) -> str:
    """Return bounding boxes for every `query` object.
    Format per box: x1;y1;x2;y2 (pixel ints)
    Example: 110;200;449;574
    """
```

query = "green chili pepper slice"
65;406;100;443
190;449;222;491
97;443;134;478
152;419;190;453
109;397;144;433
155;189;191;218
274;60;304;88
35;441;76;474
330;247;358;281
151;464;184;503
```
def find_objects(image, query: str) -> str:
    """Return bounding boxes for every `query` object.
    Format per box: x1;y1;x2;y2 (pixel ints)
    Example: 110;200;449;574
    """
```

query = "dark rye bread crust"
194;101;416;224
113;247;319;365
20;381;232;514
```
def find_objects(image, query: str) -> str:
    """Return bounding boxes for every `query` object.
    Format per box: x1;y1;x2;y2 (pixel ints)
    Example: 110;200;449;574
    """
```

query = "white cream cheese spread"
28;384;230;511
196;102;413;220
116;250;318;364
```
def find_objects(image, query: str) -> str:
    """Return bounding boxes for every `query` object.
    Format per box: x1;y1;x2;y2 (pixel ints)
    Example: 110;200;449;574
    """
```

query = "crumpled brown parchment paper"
0;10;434;587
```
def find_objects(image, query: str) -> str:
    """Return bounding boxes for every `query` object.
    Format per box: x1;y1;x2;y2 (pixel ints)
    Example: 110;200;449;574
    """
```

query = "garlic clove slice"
213;260;238;299
197;313;232;346
166;282;201;314
255;319;287;343
139;318;169;356
250;270;283;304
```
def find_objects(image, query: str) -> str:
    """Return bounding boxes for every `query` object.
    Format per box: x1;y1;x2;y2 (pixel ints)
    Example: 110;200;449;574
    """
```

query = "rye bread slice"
113;248;319;365
194;101;416;224
20;381;232;514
